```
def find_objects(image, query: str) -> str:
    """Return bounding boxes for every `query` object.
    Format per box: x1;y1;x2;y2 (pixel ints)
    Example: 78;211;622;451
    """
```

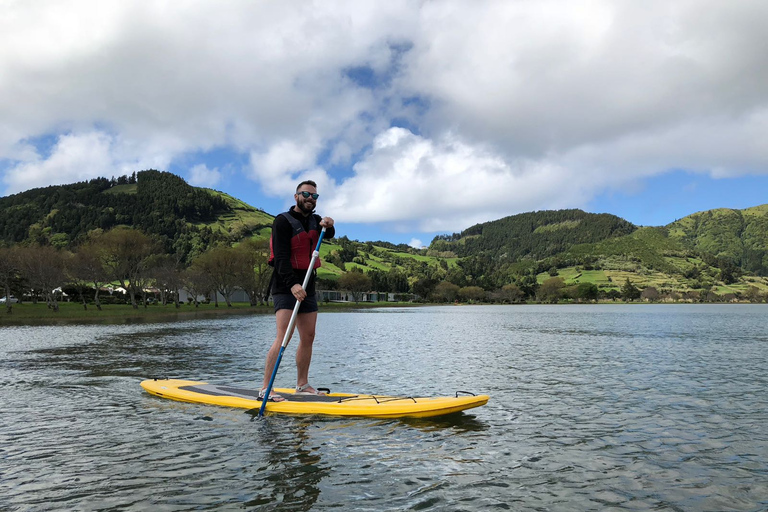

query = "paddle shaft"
258;227;326;417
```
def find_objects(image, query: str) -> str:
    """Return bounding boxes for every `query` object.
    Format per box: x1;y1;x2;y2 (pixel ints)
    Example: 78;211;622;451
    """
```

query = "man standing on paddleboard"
261;180;335;402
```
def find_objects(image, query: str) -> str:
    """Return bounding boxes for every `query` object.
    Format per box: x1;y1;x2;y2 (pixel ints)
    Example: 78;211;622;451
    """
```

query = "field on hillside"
538;266;768;296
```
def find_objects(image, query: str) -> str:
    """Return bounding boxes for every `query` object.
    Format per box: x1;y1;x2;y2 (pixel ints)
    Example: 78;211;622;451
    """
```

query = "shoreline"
0;301;420;326
1;300;764;327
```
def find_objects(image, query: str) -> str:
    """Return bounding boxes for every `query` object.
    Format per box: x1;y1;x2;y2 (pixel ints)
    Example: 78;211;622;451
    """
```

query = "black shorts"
272;293;319;314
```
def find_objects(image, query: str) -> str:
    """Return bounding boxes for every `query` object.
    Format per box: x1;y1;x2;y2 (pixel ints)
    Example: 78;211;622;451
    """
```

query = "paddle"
258;226;327;417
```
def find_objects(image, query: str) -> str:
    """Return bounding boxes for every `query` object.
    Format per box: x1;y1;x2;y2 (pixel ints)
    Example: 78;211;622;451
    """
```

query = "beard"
297;200;315;214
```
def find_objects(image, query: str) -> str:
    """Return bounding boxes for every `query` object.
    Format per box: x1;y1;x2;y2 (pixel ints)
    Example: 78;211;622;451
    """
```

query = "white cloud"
2;0;768;234
402;0;768;161
249;140;321;193
1;1;395;189
325;127;589;232
188;164;221;188
408;238;424;249
3;132;114;193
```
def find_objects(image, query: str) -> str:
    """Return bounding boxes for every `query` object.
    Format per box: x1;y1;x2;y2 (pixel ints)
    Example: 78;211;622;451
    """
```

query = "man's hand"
291;283;307;302
320;217;334;228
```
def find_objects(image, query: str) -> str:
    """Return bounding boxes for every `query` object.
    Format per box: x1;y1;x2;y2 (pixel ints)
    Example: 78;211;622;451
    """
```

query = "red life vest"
268;212;322;270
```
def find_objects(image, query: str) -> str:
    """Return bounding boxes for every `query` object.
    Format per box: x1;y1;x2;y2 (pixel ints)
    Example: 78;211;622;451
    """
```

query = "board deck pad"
180;384;341;403
141;378;489;418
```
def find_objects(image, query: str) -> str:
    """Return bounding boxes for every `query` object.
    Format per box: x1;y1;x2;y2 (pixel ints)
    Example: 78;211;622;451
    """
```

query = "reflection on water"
1;305;767;510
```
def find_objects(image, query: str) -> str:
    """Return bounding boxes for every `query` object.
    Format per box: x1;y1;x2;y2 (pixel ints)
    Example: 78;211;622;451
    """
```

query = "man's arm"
272;215;301;289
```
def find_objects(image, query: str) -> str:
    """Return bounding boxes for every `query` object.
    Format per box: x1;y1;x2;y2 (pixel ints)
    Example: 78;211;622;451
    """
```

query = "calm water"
1;305;767;511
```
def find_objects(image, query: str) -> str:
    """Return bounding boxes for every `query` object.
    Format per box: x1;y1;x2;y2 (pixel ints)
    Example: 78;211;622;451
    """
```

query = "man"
260;180;335;401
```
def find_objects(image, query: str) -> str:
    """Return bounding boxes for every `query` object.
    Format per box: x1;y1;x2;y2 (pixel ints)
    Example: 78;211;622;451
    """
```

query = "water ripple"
1;305;767;510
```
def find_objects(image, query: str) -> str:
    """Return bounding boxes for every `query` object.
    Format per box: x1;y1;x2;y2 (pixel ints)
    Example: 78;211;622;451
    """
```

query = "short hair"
296;180;317;192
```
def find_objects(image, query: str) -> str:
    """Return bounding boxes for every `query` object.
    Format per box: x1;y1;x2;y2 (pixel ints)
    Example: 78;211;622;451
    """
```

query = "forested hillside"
431;209;636;260
0;170;272;262
667;205;768;275
1;171;767;307
418;205;768;302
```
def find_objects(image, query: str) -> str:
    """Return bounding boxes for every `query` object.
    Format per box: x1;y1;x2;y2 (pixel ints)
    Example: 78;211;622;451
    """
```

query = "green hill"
198;188;274;240
431;209;636;260
667;205;768;274
2;171;767;301
422;205;768;298
0;170;273;262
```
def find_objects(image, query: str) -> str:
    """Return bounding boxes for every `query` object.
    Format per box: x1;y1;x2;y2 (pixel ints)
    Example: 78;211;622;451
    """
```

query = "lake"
1;304;767;511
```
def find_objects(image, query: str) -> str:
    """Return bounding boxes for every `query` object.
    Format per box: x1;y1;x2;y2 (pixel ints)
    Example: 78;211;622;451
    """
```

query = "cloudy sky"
2;1;768;247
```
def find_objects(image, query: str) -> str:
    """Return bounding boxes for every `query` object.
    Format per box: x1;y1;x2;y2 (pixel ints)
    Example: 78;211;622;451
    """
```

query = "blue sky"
2;1;767;248
588;171;768;228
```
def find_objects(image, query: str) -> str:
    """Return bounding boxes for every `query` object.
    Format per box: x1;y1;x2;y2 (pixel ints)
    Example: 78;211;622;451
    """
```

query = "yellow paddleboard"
141;379;489;419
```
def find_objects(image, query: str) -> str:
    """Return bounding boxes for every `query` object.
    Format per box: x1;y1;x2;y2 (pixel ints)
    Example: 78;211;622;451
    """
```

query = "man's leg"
294;311;318;390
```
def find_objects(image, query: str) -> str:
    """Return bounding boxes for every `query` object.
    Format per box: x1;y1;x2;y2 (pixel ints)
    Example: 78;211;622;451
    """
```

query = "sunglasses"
298;191;319;200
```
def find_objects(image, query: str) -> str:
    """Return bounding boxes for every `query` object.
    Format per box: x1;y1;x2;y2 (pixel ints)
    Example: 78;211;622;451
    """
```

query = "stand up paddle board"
141;379;489;419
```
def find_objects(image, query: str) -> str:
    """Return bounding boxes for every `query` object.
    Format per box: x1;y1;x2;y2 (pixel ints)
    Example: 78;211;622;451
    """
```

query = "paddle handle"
259;227;326;417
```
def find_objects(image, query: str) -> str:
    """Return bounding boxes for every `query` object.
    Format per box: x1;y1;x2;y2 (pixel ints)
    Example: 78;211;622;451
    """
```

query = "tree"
444;267;468;288
621;278;641;302
718;259;740;285
336;237;358;263
641;286;660;302
96;227;157;309
65;251;89;310
182;266;213;307
386;268;410;293
0;247;19;313
518;272;539;300
17;245;67;311
500;283;524;303
745;286;764;303
576;282;599;303
146;254;183;307
337;269;372;303
432;281;460;302
411;277;438;301
537;277;565;303
459;285;486;303
192;246;241;306
232;239;271;306
68;243;108;310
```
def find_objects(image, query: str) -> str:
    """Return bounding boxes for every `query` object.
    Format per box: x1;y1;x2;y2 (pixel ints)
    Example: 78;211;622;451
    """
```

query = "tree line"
318;238;768;304
0;227;271;313
2;224;764;314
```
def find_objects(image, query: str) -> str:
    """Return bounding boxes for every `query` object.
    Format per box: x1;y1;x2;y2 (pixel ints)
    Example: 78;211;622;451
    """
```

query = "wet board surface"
141;379;489;418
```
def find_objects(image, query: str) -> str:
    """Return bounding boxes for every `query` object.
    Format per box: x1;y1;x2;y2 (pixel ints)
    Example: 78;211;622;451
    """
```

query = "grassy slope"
320;206;768;295
102;183;138;195
545;217;768;294
98;184;275;243
198;189;274;237
667;205;768;259
96;182;768;296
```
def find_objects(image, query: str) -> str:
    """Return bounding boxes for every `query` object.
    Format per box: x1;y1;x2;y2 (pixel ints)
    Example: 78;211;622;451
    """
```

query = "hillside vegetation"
0;170;272;263
1;171;767;305
431;209;636;260
423;205;768;301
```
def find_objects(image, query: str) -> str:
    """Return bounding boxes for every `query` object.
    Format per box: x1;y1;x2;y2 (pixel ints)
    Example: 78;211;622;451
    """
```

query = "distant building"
317;290;402;302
